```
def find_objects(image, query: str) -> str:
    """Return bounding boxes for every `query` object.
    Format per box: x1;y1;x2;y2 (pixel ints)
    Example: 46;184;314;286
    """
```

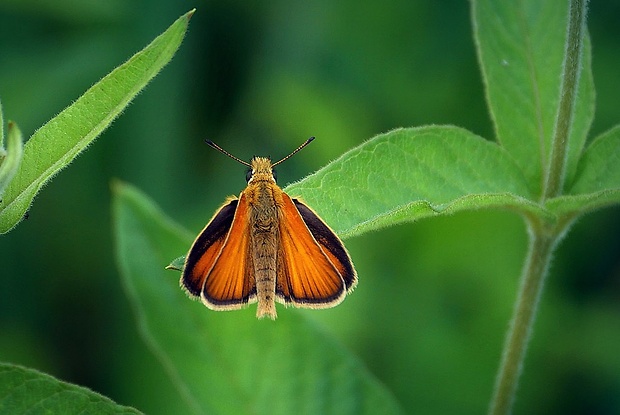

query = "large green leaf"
0;363;141;414
113;182;403;415
472;0;594;196
0;9;194;234
285;126;545;239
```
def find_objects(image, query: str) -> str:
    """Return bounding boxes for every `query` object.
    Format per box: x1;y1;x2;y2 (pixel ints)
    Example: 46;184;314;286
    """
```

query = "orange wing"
181;198;237;297
181;193;256;309
276;193;353;307
292;199;357;291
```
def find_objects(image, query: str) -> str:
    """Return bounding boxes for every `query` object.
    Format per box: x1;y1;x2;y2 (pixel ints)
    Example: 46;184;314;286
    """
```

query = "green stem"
543;0;588;199
489;1;589;413
488;221;556;415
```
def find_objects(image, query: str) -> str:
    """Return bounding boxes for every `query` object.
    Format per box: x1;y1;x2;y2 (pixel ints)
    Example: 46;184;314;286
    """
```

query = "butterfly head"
248;157;276;184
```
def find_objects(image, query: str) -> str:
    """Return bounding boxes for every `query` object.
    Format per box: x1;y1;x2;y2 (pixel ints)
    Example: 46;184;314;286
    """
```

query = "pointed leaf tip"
166;256;185;271
0;11;191;234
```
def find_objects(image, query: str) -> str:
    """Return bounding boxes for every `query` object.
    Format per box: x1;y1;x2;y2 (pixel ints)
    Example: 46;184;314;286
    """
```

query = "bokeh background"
1;1;619;414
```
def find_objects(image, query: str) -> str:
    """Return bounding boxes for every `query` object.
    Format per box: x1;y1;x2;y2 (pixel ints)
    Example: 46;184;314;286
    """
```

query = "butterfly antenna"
205;139;252;167
272;136;315;167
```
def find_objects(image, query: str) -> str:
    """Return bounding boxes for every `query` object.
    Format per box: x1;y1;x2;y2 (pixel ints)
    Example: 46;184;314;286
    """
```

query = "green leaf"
472;0;594;196
547;125;620;216
569;125;620;195
285;126;546;239
0;122;23;199
0;363;141;414
166;255;185;271
112;181;403;415
0;9;194;234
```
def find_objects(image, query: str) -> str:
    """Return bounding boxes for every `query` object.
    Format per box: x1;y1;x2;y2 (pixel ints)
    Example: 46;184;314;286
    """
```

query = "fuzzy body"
247;157;281;319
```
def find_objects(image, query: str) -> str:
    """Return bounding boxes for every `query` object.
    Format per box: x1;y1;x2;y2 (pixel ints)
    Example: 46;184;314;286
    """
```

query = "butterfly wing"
275;193;356;307
181;194;256;309
292;199;357;291
181;198;238;297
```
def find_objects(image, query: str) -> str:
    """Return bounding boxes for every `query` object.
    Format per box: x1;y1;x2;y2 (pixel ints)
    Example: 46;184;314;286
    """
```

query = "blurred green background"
1;1;619;414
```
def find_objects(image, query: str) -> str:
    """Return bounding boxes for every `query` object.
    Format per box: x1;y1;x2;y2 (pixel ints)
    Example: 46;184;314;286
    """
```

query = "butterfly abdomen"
248;180;281;319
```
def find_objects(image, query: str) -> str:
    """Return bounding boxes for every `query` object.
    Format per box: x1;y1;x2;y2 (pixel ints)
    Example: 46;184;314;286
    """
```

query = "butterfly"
180;138;357;319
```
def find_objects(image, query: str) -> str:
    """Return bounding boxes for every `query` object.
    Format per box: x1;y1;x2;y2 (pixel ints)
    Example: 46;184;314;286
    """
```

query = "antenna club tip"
204;139;215;146
308;136;316;143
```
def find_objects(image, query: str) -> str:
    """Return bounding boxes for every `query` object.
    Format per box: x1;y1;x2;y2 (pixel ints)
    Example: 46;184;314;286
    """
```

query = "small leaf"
166;256;185;271
0;122;23;199
569;125;620;195
472;0;594;196
113;181;403;415
0;363;141;414
285;126;547;239
0;9;194;234
547;125;620;216
546;190;620;219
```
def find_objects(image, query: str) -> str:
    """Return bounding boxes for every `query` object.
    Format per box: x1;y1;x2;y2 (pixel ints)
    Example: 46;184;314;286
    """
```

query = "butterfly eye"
272;168;278;183
245;169;253;183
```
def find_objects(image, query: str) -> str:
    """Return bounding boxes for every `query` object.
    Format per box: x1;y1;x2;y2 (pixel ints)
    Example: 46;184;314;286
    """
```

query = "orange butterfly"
181;138;357;319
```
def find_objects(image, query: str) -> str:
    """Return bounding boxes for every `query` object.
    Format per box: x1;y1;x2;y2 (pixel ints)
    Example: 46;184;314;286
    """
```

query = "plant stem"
488;221;556;415
543;0;588;199
489;1;589;413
